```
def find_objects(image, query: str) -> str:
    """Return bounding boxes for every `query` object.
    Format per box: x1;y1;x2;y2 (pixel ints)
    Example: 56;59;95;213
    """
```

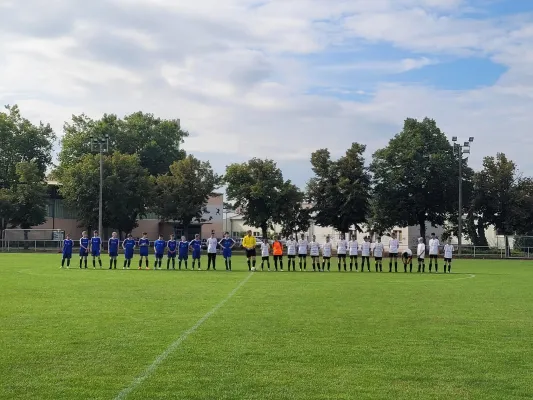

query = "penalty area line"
114;272;254;400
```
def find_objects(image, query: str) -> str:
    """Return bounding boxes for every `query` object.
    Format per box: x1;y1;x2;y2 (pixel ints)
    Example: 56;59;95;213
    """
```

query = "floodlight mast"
452;136;474;256
90;134;110;238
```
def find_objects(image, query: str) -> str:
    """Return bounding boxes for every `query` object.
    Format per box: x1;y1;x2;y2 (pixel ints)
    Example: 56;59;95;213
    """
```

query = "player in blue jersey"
219;232;235;271
61;234;74;269
138;232;150;270
190;234;202;270
154;234;166;270
167;234;177;270
91;230;103;269
122;233;136;269
178;236;189;270
79;231;89;269
108;231;120;269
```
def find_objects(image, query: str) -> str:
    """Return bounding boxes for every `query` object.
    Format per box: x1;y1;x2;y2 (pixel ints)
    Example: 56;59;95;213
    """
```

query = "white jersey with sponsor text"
373;242;384;258
417;243;426;259
389;239;399;254
309;241;320;256
444;244;454;259
361;242;371;257
322;242;332;257
261;242;270;257
286;240;297;255
429;238;440;255
298;239;308;255
349;240;359;256
207;238;218;253
337;240;347;255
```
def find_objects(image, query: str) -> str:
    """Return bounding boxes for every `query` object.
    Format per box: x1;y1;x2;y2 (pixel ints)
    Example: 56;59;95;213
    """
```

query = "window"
253;232;260;237
393;230;403;242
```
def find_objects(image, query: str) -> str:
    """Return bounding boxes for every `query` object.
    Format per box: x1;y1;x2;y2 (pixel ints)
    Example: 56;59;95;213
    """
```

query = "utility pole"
452;136;474;256
90;134;110;238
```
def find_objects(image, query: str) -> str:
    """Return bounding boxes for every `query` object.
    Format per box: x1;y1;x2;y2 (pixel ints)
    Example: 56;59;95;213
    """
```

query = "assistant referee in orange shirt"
242;230;257;271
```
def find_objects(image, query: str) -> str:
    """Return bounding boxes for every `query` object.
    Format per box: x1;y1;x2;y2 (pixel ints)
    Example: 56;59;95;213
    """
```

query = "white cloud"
0;0;532;185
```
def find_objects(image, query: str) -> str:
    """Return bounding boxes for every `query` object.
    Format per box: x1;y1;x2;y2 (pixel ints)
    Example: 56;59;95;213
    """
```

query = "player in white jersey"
417;237;426;273
260;238;271;271
297;233;308;271
389;232;400;272
373;236;385;272
337;234;347;271
401;248;413;273
360;236;371;272
428;233;440;272
443;238;454;273
321;236;332;271
286;235;297;271
348;236;359;271
308;235;321;271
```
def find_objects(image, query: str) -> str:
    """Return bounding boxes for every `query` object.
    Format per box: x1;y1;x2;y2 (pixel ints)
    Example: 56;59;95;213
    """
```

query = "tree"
57;112;188;177
60;152;151;236
278;183;311;238
307;143;371;235
152;155;221;237
370;118;460;241
225;158;292;238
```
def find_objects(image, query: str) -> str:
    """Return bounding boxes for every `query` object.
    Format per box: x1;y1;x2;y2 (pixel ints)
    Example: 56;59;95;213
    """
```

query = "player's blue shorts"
168;251;176;259
179;253;188;261
223;248;232;258
125;250;134;260
139;248;149;257
109;250;118;257
192;250;201;259
92;250;100;257
79;248;88;257
155;252;164;260
63;252;72;259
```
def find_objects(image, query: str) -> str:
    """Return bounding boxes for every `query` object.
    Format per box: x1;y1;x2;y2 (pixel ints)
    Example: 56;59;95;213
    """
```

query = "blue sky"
0;0;532;188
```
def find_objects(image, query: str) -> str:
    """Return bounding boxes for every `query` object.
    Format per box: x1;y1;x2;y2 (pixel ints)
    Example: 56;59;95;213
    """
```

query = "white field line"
114;272;254;400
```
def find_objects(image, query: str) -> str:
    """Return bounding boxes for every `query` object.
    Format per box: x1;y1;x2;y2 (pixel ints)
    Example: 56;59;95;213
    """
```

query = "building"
35;182;223;240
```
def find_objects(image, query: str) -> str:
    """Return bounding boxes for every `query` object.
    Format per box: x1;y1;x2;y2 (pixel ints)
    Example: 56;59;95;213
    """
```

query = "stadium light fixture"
469;137;474;142
89;134;111;239
452;136;458;142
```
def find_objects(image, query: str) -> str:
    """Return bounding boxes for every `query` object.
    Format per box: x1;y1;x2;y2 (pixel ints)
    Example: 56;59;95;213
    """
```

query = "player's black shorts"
430;254;438;259
444;258;452;263
273;255;282;260
338;254;346;259
418;257;425;262
375;257;382;261
246;249;256;258
311;255;319;259
349;255;357;259
323;256;330;260
262;256;269;261
389;252;398;258
288;254;296;259
298;253;307;258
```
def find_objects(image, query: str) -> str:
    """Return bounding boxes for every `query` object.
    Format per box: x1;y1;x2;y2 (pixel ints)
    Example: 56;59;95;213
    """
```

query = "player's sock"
404;264;407;273
422;263;425;272
279;260;282;270
429;261;432;272
229;259;232;270
435;263;438;273
114;259;117;269
247;259;251;271
410;263;413;273
84;259;88;269
349;261;352;271
92;259;96;268
67;259;71;267
355;262;358;271
138;259;142;268
261;261;264;270
146;259;149;269
123;260;127;269
61;258;65;268
98;258;102;267
173;259;176;269
109;259;113;269
448;265;451;273
252;259;256;268
127;259;132;268
167;259;170;269
79;259;82;268
395;261;398;272
389;262;392;272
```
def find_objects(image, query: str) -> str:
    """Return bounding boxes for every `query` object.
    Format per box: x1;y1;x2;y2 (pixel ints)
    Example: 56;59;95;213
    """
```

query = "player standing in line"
417;237;426;273
309;235;320;271
272;236;284;271
79;231;89;269
297;233;308;271
321;236;332;271
443;239;454;273
154;234;166;270
167;234;177;270
348;235;359;271
242;230;257;271
389;232;399;272
90;230;102;269
219;232;235;271
122;233;136;269
360;236;371;272
402;248;413;273
428;233;440;273
178;236;189;270
138;233;150;270
373;236;384;272
108;232;119;269
337;234;348;271
190;234;202;270
61;234;73;269
286;235;297;271
206;231;218;270
260;238;271;271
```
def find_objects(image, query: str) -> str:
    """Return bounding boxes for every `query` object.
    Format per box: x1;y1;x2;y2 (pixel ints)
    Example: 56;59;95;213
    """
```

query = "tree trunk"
184;224;189;240
23;229;29;250
261;224;268;240
419;218;426;244
476;218;488;247
505;235;510;257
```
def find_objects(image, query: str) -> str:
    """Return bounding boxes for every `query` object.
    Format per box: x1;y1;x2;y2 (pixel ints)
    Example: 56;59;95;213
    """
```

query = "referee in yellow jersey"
242;230;257;271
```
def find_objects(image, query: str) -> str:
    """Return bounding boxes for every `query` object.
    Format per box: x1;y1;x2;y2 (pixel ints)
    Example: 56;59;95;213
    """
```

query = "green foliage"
58;112;188;177
225;158;294;238
152;155;221;235
370;118;460;240
308;143;371;234
60;152;151;234
278;183;311;238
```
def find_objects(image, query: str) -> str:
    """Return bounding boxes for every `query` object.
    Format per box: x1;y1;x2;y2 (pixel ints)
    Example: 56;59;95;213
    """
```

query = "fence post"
473;246;476;258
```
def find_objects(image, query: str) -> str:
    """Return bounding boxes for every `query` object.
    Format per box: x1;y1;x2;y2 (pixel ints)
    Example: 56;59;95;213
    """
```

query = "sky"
1;0;532;188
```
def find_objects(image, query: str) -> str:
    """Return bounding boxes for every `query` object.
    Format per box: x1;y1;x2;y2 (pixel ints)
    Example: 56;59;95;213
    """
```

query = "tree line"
1;105;532;246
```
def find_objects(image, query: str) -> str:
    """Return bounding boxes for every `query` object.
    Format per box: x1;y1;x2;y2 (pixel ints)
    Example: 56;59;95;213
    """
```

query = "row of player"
60;230;455;273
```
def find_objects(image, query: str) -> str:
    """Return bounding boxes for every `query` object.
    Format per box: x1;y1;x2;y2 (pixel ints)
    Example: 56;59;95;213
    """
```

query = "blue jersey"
108;238;119;256
167;240;177;252
139;238;150;256
79;237;89;256
91;237;101;251
178;241;189;256
154;239;166;254
123;238;135;259
190;240;201;252
63;239;73;255
220;238;235;257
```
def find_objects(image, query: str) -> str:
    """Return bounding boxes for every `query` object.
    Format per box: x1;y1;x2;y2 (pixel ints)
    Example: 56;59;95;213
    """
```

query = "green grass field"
1;254;532;400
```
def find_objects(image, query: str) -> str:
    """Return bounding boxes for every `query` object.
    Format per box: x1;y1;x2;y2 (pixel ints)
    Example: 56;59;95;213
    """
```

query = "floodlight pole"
90;134;110;237
452;137;474;256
